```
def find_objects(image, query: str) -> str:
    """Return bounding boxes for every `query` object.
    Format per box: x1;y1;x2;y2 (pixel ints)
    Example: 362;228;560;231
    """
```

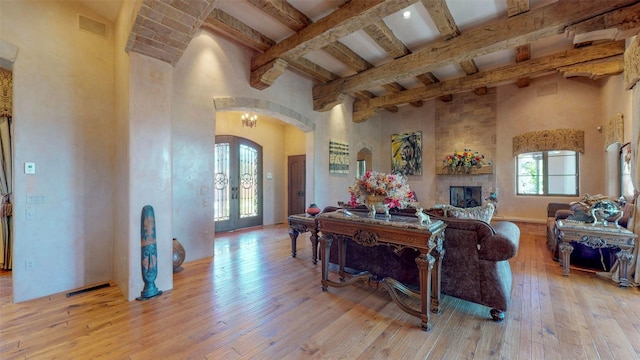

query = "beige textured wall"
1;1;116;302
113;0;133;300
497;74;605;221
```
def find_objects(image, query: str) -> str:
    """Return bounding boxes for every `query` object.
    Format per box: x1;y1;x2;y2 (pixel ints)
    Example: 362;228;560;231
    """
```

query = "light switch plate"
25;162;36;175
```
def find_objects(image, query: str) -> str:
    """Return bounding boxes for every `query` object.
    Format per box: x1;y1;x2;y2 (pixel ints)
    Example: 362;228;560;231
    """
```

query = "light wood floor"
1;224;640;359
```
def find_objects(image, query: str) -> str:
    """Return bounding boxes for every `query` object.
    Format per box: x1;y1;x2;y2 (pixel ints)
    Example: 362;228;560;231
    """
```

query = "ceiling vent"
78;14;108;38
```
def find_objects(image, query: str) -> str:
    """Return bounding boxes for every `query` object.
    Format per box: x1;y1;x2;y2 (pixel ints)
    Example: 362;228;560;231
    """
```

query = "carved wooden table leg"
559;242;574;276
617;249;634;287
338;235;347;281
430;246;444;314
289;228;300;258
310;229;319;264
320;234;333;291
416;253;435;331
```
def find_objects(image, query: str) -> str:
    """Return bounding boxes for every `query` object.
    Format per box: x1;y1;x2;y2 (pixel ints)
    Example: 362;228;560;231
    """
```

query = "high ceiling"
104;0;639;122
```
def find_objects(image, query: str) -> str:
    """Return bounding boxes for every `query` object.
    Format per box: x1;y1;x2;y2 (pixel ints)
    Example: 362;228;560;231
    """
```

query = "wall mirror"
356;148;372;178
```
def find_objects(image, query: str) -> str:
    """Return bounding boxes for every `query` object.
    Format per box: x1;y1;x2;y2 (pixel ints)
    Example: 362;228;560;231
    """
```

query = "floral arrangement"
443;149;485;173
347;170;416;209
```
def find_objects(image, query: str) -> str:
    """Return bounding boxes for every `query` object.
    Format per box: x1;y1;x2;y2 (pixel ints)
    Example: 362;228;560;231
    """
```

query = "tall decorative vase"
137;205;162;301
172;237;186;273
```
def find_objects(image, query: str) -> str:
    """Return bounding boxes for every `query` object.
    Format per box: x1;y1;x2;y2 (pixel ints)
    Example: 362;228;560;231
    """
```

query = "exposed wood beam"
420;0;459;39
250;58;288;90
247;0;416;109
246;0;312;30
203;9;341;85
558;55;624;79
363;20;410;59
565;2;640;44
514;44;531;87
288;57;338;83
353;91;399;113
322;42;370;72
313;0;635;111
422;0;488;96
351;41;625;122
363;20;441;105
507;0;530;87
251;0;418;71
202;9;275;52
320;41;414;109
506;0;530;17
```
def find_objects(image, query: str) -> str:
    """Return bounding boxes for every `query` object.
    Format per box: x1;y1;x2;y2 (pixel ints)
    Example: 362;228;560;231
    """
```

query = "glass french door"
214;135;263;232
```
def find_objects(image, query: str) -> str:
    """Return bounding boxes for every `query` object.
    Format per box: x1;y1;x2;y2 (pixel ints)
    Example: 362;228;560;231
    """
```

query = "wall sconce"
596;126;603;132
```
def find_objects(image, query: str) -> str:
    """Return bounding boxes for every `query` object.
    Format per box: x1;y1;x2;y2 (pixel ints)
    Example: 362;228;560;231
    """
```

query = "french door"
214;135;263;232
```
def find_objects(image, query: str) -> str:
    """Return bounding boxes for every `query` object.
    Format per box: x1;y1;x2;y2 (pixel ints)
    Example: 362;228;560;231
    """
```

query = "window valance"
0;68;11;118
512;129;584;156
604;113;624;150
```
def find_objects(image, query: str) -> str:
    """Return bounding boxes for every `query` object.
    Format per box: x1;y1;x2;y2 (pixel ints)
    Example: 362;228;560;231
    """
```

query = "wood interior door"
288;155;306;215
214;135;263;232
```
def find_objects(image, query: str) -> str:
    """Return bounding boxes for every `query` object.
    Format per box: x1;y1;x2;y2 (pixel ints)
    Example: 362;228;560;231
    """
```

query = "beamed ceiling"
124;0;640;122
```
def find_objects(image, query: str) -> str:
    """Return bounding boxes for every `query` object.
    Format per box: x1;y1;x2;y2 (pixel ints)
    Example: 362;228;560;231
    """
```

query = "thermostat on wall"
25;162;35;175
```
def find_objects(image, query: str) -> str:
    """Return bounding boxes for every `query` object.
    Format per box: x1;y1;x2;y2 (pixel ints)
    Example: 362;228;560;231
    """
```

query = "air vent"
78;14;108;38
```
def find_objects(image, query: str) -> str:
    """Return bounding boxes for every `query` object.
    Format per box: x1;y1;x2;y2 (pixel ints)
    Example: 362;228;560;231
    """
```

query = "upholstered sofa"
327;206;520;321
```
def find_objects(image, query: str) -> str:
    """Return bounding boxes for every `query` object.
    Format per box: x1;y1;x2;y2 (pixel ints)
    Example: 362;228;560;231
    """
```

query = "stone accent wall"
435;89;497;209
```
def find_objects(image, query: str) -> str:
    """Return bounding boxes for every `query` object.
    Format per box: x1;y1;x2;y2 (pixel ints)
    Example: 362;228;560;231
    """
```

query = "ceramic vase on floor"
172;237;186;273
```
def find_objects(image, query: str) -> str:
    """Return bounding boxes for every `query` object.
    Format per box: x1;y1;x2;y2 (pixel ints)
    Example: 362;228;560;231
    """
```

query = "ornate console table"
316;211;446;331
556;219;638;287
287;214;319;264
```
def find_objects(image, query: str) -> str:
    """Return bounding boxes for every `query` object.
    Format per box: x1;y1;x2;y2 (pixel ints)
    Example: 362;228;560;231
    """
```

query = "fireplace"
450;186;482;208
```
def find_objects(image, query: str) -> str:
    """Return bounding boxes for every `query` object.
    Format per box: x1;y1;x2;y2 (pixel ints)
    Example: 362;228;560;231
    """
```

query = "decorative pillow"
446;203;495;223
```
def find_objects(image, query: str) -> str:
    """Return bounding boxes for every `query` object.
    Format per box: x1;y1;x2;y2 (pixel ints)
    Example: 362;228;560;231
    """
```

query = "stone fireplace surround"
435;174;496;209
434;87;497;211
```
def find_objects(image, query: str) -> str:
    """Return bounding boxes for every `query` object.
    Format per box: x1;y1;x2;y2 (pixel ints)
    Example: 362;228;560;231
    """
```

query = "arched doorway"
214;135;263;232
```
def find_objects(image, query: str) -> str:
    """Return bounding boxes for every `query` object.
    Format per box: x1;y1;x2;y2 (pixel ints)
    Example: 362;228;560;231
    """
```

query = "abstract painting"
391;131;422;175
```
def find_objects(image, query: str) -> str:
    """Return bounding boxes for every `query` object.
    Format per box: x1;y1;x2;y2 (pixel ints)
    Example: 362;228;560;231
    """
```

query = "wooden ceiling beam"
420;0;459;39
507;0;530;87
251;0;418;71
313;0;635;111
203;8;342;85
248;0;419;108
421;0;490;97
506;0;530;17
515;44;531;87
351;41;625;122
565;2;640;44
202;9;275;52
558;55;624;79
246;0;312;30
361;20;434;105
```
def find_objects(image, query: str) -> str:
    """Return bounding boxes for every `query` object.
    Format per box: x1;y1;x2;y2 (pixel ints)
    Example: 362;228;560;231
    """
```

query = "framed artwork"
391;131;422;175
329;140;349;174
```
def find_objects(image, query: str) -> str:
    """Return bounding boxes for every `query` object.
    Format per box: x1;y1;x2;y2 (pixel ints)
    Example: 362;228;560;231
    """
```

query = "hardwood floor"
1;224;640;359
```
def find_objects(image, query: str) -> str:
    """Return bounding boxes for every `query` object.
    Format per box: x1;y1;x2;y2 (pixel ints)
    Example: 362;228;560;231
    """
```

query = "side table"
556;219;637;287
287;214;319;264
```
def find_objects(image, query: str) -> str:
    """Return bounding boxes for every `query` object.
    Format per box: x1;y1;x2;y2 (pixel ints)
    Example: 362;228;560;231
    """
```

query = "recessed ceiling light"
403;11;411;19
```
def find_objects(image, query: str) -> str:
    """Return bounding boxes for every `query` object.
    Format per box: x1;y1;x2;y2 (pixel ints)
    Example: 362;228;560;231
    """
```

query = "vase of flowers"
443;149;485;174
347;170;416;210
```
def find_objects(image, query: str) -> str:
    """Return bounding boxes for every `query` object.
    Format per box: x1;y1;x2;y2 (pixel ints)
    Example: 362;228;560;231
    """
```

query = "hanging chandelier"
241;113;257;128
